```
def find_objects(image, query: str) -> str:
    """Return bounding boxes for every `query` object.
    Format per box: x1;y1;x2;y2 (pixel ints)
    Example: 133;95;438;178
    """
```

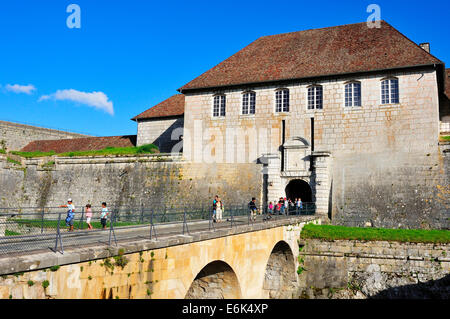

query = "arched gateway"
285;179;312;202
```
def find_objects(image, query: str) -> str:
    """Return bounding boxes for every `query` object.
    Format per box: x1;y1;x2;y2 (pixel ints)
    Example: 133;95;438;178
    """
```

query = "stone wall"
0;120;90;151
298;239;450;299
136;117;184;153
0;154;263;210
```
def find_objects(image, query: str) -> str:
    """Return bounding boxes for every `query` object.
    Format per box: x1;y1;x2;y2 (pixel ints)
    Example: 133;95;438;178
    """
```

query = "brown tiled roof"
21;135;137;153
179;21;443;92
132;94;184;121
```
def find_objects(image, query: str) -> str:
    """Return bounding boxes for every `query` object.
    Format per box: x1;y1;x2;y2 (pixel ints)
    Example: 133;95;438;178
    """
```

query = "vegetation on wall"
8;144;159;158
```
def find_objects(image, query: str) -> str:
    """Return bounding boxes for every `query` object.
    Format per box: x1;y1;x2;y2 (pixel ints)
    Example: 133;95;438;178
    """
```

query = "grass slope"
301;223;450;244
10;144;158;158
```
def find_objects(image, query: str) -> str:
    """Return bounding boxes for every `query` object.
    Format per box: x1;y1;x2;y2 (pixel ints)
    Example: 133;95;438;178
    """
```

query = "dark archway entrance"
285;179;312;202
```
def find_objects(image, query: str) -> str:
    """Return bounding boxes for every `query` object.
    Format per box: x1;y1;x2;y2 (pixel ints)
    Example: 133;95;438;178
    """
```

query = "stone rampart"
0;120;90;151
298;238;450;299
0;154;263;210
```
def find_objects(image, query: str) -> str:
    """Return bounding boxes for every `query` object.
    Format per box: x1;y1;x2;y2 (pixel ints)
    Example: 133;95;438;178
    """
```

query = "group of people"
267;197;303;216
212;195;224;222
211;195;262;223
59;198;110;232
211;195;302;223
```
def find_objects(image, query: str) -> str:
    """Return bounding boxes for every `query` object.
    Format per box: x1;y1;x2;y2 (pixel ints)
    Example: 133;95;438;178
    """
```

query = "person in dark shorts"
248;197;258;221
100;202;109;230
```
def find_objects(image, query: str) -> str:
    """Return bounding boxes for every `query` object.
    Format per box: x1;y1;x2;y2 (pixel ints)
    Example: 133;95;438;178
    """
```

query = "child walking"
85;204;93;230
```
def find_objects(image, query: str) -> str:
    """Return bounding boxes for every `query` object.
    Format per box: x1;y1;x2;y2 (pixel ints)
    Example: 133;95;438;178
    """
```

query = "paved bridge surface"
0;215;319;299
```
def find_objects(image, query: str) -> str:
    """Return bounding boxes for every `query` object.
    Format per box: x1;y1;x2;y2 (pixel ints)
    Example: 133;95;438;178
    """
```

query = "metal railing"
0;203;316;255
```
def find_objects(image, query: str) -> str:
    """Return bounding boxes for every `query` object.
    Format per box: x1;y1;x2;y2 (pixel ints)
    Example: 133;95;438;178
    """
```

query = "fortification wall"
0;154;263;210
0;120;90;151
330;142;449;230
298;239;450;299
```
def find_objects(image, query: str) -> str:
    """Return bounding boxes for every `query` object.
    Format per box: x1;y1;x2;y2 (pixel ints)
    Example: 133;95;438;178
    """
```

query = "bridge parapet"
0;215;318;276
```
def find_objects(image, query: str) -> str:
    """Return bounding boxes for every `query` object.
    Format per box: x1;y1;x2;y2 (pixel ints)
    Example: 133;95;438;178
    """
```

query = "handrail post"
182;208;189;235
230;206;234;228
108;210;117;246
40;207;45;234
209;207;216;231
78;206;85;230
54;212;64;254
150;207;157;240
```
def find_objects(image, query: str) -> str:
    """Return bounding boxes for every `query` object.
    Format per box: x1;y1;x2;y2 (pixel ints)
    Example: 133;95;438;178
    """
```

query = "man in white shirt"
59;198;75;232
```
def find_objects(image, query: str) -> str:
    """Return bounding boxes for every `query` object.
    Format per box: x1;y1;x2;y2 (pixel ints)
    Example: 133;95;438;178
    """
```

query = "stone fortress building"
8;20;449;229
134;21;449;228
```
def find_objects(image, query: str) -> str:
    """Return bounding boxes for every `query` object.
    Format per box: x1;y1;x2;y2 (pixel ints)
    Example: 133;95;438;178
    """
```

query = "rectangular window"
345;82;361;107
308;86;323;110
381;79;399;105
242;92;256;115
275;89;289;113
249;92;256;114
213;95;226;117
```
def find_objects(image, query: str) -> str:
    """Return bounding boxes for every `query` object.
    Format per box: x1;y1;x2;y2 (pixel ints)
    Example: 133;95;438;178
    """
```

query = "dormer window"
381;78;399;105
307;85;323;110
345;82;361;107
213;94;226;117
242;91;256;115
275;89;289;112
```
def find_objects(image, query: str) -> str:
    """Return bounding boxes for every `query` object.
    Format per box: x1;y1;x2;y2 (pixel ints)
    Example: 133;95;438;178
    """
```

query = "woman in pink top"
85;204;93;230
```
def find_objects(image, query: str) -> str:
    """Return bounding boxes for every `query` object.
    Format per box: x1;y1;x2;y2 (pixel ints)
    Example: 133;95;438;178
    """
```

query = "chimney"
419;43;430;53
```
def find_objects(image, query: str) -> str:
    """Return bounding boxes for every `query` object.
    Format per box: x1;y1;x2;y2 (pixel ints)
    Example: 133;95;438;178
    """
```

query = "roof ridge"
258;20;373;39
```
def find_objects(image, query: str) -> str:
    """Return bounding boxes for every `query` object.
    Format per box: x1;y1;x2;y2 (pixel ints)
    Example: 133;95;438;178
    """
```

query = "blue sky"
0;0;448;137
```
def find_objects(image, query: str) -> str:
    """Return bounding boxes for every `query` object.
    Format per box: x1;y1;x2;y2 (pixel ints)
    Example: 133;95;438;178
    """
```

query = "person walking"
215;197;223;223
297;197;303;214
266;201;273;220
212;195;218;223
248;197;258;222
85;204;93;230
276;200;282;215
59;198;75;232
100;202;109;230
279;197;285;215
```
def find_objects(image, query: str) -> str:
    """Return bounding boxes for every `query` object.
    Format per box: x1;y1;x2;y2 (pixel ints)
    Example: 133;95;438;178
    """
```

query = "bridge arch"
262;240;298;298
185;260;242;299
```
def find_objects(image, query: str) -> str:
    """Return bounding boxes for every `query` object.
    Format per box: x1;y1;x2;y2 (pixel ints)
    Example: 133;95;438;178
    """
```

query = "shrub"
42;280;50;289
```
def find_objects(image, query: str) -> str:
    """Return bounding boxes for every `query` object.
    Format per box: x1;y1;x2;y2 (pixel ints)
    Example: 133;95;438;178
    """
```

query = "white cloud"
5;84;36;94
39;89;114;115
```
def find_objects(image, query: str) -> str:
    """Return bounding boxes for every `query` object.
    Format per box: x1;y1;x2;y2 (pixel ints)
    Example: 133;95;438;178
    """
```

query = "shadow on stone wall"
369;274;450;299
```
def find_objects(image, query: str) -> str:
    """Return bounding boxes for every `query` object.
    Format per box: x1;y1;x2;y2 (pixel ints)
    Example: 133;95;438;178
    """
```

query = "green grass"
41;160;55;168
0;149;5;154
11;218;144;230
5;230;21;236
10;144;158;158
301;223;450;244
440;135;450;141
10;151;56;158
6;157;21;165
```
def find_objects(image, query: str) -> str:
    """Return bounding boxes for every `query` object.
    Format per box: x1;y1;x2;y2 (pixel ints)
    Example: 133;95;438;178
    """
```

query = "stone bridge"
0;216;319;299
